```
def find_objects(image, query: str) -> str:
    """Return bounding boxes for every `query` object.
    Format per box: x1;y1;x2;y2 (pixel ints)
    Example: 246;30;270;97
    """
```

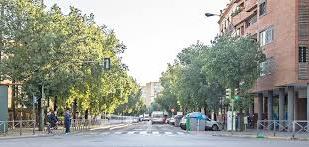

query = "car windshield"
152;114;163;118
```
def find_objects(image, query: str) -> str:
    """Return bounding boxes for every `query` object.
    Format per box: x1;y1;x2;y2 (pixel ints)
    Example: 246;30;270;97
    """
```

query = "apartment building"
141;82;163;107
218;0;309;123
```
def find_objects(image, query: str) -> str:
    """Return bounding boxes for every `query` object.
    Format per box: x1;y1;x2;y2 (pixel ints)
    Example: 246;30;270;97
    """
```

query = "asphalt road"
0;121;309;147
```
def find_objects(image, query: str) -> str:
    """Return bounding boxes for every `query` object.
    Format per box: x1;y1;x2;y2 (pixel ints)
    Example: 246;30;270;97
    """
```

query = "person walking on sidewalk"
64;109;71;134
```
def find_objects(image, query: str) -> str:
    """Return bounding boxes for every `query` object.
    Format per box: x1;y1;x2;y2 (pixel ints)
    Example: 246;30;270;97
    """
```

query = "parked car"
166;118;170;124
179;113;222;131
143;114;150;121
179;116;186;130
169;117;175;125
174;115;183;127
151;111;165;124
205;117;222;131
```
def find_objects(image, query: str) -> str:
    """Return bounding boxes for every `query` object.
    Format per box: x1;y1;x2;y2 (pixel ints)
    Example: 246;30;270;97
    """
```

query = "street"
0;122;309;147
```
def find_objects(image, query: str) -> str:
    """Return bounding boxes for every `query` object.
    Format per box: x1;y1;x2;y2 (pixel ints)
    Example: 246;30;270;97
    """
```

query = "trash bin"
186;112;207;131
189;118;205;131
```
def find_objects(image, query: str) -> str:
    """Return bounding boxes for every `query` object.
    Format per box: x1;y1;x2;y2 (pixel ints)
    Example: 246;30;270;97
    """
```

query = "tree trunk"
53;96;58;112
37;97;42;131
85;109;89;119
72;99;77;119
214;113;217;121
12;82;16;121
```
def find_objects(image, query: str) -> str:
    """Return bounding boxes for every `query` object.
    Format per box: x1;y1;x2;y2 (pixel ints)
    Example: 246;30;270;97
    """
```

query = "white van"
151;111;164;124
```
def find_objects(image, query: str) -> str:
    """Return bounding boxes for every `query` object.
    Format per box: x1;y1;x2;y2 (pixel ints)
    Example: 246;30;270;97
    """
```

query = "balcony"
245;0;258;12
232;10;251;26
298;63;309;80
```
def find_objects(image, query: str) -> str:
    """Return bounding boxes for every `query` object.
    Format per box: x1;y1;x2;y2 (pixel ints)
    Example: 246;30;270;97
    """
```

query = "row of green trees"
0;0;145;120
156;35;265;117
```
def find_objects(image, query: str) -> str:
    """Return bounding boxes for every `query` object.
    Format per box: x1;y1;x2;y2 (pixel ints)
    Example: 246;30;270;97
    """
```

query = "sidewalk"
0;123;131;140
205;129;309;141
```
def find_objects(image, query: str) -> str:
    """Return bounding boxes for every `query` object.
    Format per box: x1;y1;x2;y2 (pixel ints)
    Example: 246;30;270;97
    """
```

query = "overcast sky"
45;0;229;85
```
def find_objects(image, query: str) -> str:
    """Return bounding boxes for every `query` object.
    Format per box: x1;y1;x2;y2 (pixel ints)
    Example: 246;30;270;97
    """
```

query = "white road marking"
114;132;122;135
152;131;159;135
140;131;148;135
177;132;185;135
164;132;173;135
127;131;136;134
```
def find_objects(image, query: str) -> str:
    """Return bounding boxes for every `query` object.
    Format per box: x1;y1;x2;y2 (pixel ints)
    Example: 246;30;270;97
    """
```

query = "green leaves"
0;0;141;116
159;35;265;113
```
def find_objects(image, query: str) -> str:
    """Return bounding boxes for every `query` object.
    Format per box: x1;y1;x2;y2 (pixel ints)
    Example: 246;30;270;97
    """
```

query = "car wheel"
212;125;219;131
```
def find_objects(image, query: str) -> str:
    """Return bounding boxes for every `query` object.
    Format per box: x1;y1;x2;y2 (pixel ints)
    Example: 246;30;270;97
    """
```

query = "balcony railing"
245;0;258;12
298;62;309;80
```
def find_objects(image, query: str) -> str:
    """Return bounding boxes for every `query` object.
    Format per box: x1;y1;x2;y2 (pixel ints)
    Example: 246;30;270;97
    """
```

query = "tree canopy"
0;0;145;117
157;35;265;115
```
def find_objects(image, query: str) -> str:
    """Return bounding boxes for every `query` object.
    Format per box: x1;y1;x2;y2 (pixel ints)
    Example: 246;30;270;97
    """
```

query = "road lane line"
114;132;122;135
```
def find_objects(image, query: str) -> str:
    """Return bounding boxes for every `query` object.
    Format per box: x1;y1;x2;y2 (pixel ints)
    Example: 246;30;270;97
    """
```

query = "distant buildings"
141;82;163;107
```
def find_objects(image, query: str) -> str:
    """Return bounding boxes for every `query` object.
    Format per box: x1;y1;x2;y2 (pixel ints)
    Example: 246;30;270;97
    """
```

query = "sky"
45;0;229;85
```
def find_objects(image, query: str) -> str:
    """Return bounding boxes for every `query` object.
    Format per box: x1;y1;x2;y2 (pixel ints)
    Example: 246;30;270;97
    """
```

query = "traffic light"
226;89;231;99
103;58;111;70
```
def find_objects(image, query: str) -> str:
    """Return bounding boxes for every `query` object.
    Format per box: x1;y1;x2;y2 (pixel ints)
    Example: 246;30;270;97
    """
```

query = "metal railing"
0;115;135;137
257;120;309;138
0;120;36;136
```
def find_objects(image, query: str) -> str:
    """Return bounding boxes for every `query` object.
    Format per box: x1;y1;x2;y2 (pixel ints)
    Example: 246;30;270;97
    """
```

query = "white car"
151;111;165;124
179;116;187;130
205;118;222;131
179;116;222;131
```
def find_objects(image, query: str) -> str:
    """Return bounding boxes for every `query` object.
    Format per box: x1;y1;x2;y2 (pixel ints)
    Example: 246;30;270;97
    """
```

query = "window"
260;58;274;76
299;46;308;63
246;11;257;28
259;0;267;16
259;27;273;46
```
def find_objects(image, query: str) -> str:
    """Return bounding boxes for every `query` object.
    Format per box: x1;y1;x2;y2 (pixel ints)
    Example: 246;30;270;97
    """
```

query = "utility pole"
39;84;45;131
0;2;4;82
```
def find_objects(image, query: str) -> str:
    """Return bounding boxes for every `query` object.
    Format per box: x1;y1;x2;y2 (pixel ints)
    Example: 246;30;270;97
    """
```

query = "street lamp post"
204;12;236;35
205;12;236;132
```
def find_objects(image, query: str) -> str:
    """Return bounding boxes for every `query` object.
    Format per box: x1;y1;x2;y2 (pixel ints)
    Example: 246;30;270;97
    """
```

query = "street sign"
244;116;248;125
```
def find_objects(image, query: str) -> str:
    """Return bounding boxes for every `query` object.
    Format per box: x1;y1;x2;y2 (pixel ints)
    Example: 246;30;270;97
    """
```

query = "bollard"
273;120;276;136
32;121;35;135
19;121;22;136
292;121;296;139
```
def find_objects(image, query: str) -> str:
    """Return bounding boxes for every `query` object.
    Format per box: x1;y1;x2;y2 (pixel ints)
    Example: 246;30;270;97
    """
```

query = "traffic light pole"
231;98;234;134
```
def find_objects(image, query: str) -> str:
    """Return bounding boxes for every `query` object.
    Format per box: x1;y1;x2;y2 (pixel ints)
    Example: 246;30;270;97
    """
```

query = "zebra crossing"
106;131;188;136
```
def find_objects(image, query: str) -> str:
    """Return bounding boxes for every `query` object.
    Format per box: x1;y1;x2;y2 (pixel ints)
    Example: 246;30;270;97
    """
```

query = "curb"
0;134;53;140
211;133;309;141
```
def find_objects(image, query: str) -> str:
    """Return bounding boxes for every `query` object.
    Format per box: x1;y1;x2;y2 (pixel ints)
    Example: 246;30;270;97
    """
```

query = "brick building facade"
218;0;309;123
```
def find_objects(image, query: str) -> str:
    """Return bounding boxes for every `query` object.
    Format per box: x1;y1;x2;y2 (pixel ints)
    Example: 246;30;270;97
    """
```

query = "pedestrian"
64;109;71;134
47;110;58;134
